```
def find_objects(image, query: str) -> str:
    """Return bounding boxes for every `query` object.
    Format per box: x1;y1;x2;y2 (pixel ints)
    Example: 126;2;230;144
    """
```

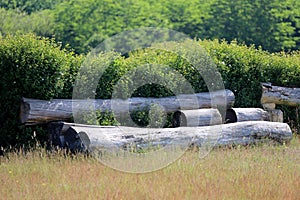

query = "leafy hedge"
201;39;300;130
0;34;82;147
94;48;207;99
91;40;300;107
84;40;300;130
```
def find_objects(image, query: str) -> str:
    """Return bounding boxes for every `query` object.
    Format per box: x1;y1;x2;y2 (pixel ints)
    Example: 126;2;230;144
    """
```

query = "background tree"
0;0;63;14
204;0;299;52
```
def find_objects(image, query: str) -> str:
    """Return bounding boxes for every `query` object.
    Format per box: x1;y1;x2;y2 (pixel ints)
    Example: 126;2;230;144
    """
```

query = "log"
48;121;293;153
172;109;222;127
261;83;300;107
225;108;269;123
262;103;276;110
268;109;283;123
20;90;235;125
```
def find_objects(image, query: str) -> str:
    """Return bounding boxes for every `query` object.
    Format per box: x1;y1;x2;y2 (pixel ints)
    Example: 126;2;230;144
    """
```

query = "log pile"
20;86;295;152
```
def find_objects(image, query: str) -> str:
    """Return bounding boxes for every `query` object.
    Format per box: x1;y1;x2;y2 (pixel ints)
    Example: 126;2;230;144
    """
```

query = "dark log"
261;83;300;107
21;90;235;125
172;109;222;127
49;121;293;153
47;121;64;148
225;108;269;123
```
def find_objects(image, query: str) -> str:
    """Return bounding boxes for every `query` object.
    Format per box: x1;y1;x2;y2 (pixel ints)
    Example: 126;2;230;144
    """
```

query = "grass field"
1;135;299;200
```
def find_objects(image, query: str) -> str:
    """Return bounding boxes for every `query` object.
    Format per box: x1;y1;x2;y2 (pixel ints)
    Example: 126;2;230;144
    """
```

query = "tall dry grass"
0;136;299;200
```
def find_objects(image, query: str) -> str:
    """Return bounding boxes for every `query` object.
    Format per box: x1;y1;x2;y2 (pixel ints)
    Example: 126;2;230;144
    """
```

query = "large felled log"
225;108;269;123
261;82;300;107
172;109;222;127
48;121;293;152
21;90;235;125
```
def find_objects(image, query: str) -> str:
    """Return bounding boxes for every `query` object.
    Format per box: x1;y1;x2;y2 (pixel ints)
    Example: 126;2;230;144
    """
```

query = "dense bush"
200;39;300;107
200;39;300;129
89;40;300;129
93;47;211;100
0;34;82;147
73;43;214;127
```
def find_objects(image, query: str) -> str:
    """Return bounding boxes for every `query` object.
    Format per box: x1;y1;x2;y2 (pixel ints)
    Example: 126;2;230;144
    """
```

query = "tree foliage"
0;34;82;147
0;0;63;14
204;0;300;52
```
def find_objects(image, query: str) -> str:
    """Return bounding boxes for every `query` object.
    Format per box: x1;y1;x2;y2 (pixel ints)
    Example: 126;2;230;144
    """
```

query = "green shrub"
0;34;82;147
200;39;300;106
81;46;209;127
85;40;300;129
200;39;300;129
94;48;207;99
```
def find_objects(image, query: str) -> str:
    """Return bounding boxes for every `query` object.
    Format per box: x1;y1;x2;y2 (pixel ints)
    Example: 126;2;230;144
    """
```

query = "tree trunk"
49;121;293;152
172;109;222;127
21;90;235;125
261;83;300;107
225;108;269;123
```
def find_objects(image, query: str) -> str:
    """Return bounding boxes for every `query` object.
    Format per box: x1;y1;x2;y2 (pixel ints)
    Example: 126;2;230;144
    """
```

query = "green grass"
1;136;299;200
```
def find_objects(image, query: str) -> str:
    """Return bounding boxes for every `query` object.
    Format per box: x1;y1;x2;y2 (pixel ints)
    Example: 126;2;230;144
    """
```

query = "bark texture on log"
49;121;293;152
21;90;235;125
261;83;300;107
172;109;222;127
225;108;269;123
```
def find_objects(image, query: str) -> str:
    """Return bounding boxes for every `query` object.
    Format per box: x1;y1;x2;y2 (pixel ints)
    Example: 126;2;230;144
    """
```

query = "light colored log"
55;121;292;152
225;108;269;123
21;90;235;125
267;109;283;123
172;109;222;127
261;83;300;107
262;103;276;110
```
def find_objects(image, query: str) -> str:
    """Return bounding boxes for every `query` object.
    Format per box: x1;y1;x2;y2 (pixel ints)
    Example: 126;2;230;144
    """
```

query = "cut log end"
20;98;30;124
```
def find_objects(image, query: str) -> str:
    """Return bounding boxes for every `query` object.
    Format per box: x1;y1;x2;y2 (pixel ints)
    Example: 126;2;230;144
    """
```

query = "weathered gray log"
21;90;235;125
172;109;222;127
262;103;276;110
225;108;269;123
268;109;283;123
50;121;293;152
261;83;300;107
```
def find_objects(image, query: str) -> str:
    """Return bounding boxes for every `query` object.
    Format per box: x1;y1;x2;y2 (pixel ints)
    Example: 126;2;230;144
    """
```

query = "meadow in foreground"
0;136;299;200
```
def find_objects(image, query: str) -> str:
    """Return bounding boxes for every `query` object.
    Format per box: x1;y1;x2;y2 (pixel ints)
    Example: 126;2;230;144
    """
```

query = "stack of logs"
20;83;298;153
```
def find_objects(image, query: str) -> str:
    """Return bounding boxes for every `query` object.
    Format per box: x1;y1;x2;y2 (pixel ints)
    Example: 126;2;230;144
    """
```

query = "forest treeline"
1;0;300;54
